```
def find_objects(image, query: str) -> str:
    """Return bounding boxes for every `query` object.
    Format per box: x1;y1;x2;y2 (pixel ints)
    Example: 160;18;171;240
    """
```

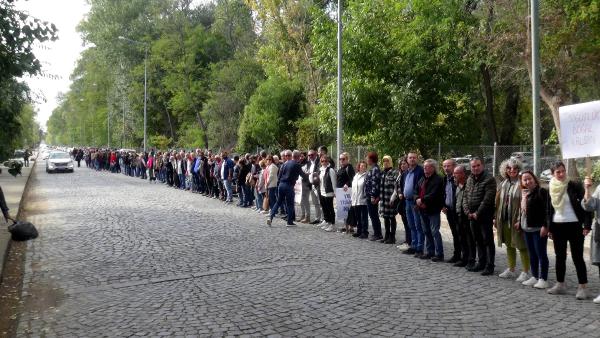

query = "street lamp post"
336;0;343;165
118;36;148;152
531;0;541;175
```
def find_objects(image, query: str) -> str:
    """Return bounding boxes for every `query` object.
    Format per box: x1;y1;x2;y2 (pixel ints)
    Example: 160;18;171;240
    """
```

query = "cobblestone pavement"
13;165;600;337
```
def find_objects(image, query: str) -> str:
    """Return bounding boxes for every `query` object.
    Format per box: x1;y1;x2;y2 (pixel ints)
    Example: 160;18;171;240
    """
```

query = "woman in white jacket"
351;161;368;239
319;154;337;232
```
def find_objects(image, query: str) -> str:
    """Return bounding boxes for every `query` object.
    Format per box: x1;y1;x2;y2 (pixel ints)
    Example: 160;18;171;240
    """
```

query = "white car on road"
46;151;75;173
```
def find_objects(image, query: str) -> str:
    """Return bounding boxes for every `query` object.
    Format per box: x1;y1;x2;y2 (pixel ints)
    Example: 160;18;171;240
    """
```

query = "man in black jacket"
415;159;445;261
442;159;462;263
463;157;497;276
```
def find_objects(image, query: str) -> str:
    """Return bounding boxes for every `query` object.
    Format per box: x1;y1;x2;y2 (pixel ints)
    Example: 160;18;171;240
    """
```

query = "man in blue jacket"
400;152;425;256
267;150;310;227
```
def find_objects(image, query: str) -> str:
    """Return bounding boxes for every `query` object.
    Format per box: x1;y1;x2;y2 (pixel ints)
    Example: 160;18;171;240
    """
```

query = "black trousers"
446;209;462;259
552;222;588;284
384;217;397;242
319;195;335;224
458;213;476;264
470;218;495;268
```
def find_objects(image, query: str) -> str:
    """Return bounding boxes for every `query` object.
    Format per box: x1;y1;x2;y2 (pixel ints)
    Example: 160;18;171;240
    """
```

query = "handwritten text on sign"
335;188;352;221
559;100;600;159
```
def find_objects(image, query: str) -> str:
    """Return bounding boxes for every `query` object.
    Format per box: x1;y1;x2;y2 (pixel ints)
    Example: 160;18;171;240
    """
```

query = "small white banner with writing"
294;178;302;204
335;188;352;222
559;100;600;159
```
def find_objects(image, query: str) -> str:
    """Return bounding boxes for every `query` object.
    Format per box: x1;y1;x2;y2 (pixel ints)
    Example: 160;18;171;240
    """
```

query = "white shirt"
351;172;367;206
553;193;579;223
319;166;336;197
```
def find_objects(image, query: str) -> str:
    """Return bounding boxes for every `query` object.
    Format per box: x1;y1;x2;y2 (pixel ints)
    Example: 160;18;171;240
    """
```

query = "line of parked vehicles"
451;151;560;182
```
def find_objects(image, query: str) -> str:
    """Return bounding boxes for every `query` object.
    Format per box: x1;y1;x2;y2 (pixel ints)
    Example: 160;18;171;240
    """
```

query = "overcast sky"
16;0;90;131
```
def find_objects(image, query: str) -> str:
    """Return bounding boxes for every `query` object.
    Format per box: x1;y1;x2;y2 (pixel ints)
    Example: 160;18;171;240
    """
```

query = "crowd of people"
72;146;600;303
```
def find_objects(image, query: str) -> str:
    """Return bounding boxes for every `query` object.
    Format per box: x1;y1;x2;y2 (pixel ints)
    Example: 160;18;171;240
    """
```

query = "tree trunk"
195;111;209;149
480;63;499;143
499;85;519;144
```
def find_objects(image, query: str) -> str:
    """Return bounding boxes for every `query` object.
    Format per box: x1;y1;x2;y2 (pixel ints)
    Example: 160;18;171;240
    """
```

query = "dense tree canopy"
0;0;56;159
44;0;600;158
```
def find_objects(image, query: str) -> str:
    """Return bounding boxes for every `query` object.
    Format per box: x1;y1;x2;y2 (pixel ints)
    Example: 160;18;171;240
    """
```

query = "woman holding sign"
379;156;399;244
546;161;593;300
583;175;600;304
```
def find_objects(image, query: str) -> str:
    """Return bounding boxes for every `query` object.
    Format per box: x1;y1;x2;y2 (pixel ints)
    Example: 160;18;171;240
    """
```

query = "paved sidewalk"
0;159;35;282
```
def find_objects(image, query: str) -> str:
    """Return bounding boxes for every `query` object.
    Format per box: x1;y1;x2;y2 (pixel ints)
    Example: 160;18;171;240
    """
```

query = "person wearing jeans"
519;170;550;289
400;152;424;256
266;156;279;212
582;175;600;304
546;161;593;299
416;159;444;261
267;150;309;226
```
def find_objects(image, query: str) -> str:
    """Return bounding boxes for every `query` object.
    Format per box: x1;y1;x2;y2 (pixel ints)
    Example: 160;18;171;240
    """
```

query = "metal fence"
330;143;599;180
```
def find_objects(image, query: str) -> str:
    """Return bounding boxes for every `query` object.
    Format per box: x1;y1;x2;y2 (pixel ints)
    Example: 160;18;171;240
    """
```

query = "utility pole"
336;0;343;165
531;0;541;174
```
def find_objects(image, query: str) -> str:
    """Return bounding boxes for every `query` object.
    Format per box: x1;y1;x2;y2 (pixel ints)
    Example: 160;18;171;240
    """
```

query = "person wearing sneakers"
519;170;550;289
582;176;600;304
379;156;399;244
495;159;531;283
319;154;337;232
546;161;593;299
351;161;369;239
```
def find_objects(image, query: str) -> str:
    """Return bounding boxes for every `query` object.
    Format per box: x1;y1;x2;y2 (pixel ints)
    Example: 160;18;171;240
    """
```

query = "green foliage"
149;134;172;151
0;0;56;159
237;76;306;152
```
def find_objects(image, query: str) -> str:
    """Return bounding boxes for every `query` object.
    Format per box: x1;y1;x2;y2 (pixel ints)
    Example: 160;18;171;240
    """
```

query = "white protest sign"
559;100;600;159
335;188;352;222
294;178;302;204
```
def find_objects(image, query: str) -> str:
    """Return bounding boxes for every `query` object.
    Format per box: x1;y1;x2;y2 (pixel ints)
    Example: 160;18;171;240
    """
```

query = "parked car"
453;157;472;175
46;151;74;173
540;169;553;182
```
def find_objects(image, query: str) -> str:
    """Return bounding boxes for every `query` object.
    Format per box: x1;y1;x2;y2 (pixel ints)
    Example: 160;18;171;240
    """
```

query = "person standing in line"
495;159;531;283
393;158;411;249
442;159;463;263
337;152;355;232
400;152;425;256
519;170;550;289
266;155;279;214
453;165;476;269
463;157;497;276
351;161;369;239
379;156;398;244
416;159;445;261
266;150;309;227
307;149;323;225
365;151;383;241
221;151;235;203
546;161;593;299
299;151;313;223
319;154;337;232
582;175;600;304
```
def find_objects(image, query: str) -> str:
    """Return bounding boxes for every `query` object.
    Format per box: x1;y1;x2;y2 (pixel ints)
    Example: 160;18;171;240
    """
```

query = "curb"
0;156;37;284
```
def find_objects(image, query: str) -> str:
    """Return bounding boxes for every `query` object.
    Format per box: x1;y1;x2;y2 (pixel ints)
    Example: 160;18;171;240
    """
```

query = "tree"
237;75;306;151
0;0;56;158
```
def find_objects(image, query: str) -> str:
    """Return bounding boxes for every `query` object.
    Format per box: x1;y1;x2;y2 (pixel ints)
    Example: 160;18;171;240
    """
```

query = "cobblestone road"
12;164;600;337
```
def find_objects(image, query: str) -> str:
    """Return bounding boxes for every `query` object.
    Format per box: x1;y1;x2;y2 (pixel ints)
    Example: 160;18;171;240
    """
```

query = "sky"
16;0;90;131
